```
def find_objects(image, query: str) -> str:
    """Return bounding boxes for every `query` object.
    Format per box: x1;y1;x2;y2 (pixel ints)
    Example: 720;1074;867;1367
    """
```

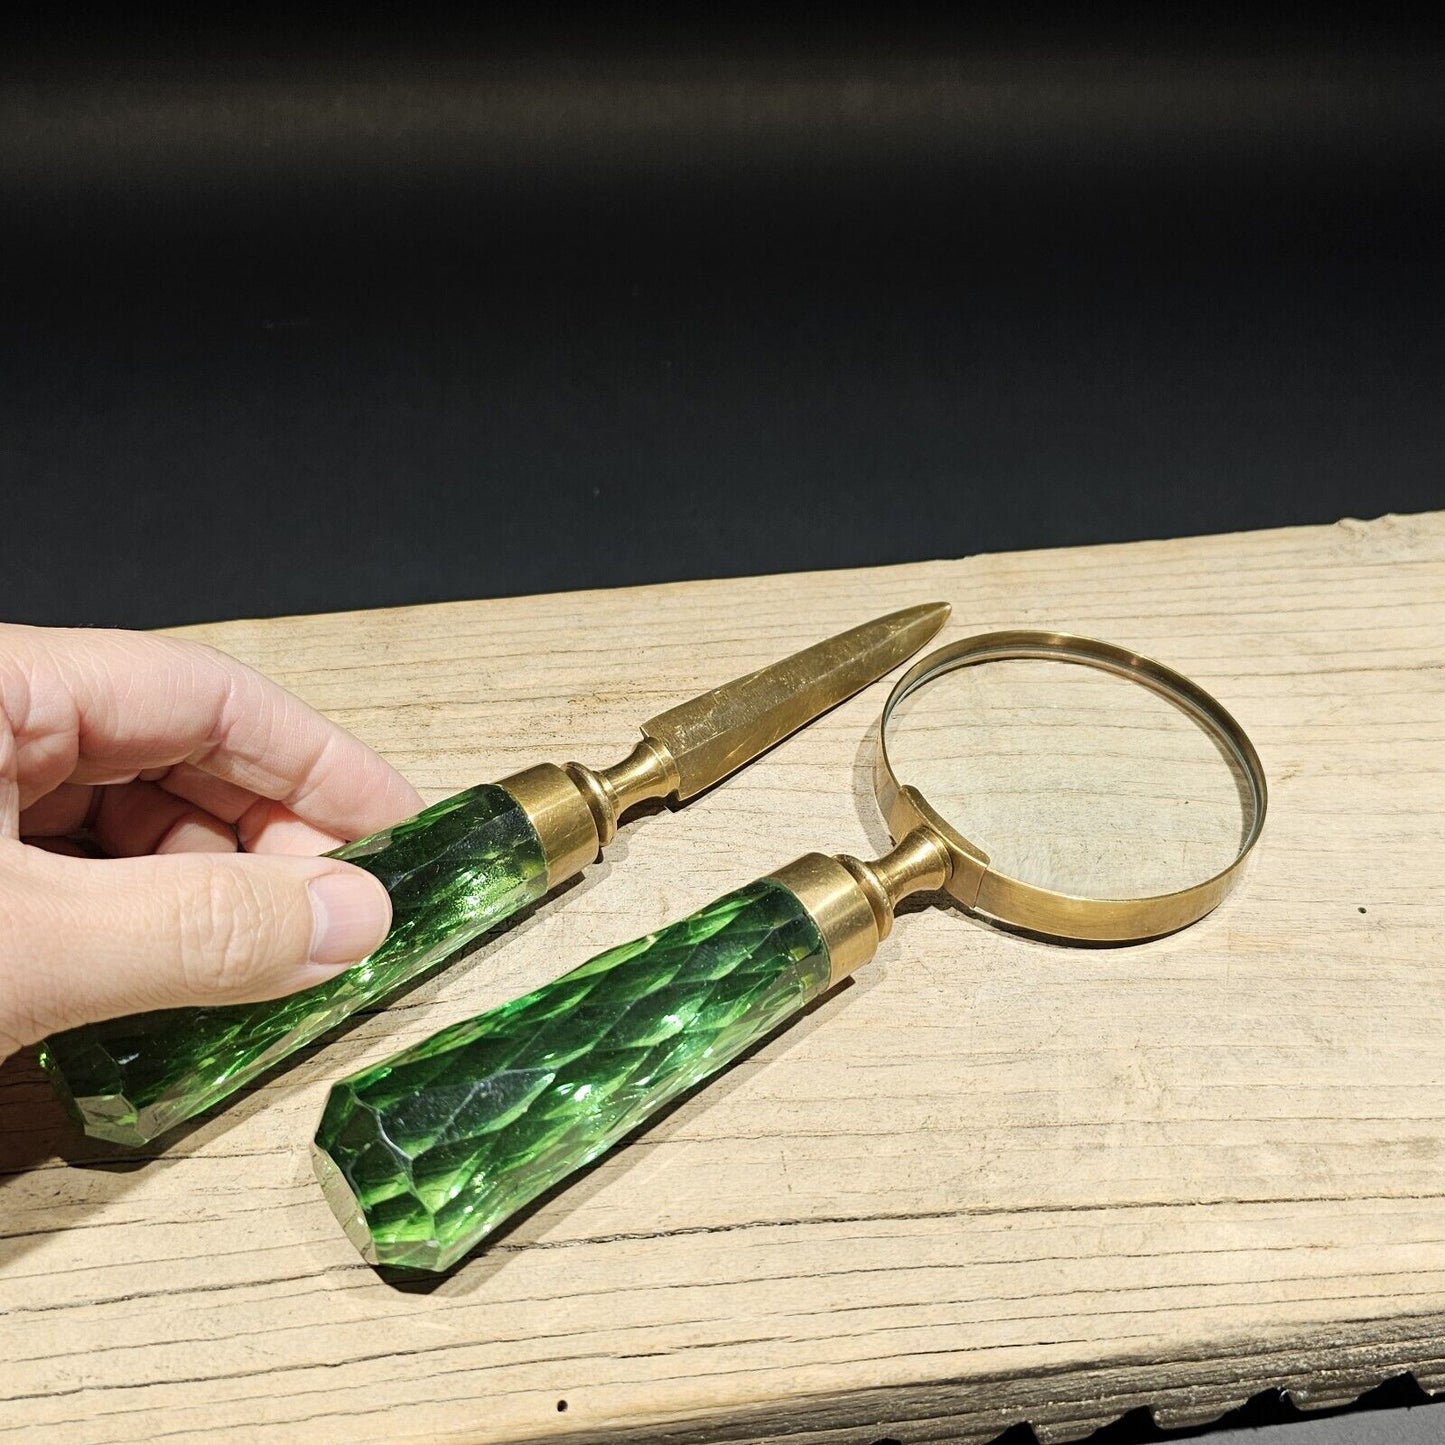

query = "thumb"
0;841;392;1054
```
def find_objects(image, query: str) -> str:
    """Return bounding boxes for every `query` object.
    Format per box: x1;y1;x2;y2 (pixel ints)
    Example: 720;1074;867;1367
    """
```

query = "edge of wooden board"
491;1319;1445;1445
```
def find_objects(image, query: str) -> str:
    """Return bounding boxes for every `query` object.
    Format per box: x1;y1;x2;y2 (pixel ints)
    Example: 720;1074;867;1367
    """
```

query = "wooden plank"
1;511;1442;1444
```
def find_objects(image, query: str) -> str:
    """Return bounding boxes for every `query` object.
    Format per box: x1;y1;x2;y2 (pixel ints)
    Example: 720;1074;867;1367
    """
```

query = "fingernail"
308;869;391;968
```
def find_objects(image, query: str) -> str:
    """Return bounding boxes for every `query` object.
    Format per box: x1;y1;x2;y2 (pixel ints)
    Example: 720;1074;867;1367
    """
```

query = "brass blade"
642;602;950;800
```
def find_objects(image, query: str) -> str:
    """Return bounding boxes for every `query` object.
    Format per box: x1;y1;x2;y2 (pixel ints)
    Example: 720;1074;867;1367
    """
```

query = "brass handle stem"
838;828;953;943
565;739;682;848
506;740;683;887
771;829;952;990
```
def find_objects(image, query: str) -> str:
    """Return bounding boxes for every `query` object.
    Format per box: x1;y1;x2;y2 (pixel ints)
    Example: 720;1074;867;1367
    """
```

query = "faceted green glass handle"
313;877;832;1272
38;784;550;1146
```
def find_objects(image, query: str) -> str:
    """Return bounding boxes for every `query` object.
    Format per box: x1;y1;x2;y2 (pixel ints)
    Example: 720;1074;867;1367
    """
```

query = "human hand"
0;624;424;1060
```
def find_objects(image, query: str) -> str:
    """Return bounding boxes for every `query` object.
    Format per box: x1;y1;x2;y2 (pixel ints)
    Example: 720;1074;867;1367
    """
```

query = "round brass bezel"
875;631;1268;943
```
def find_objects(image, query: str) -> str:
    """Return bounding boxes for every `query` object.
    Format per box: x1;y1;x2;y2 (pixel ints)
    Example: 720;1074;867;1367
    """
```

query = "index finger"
7;626;423;842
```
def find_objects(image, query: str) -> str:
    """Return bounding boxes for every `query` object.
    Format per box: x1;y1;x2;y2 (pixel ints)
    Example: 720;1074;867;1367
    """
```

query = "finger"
22;776;362;858
3;625;423;840
18;782;98;838
19;782;237;856
156;763;262;824
25;837;93;858
237;798;349;856
90;781;237;858
162;766;351;853
0;841;393;1055
155;817;239;854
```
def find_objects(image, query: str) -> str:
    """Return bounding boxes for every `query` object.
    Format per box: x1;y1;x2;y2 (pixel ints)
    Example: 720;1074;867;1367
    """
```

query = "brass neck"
838;828;952;943
500;740;682;889
770;829;953;989
566;738;681;847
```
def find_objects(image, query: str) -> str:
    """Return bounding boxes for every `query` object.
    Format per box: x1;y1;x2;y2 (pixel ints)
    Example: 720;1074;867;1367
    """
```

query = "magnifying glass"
313;632;1267;1272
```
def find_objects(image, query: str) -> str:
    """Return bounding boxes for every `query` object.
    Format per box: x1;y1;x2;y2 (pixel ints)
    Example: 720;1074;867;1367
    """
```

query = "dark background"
2;10;1442;632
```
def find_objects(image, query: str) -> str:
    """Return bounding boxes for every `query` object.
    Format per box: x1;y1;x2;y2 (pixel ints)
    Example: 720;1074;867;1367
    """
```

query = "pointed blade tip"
889;599;951;646
886;599;950;621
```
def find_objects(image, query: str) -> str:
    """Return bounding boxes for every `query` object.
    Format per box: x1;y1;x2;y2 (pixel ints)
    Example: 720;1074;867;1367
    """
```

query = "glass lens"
884;656;1253;899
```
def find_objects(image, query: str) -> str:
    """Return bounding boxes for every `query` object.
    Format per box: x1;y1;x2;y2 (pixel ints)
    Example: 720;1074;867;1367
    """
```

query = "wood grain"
2;512;1442;1444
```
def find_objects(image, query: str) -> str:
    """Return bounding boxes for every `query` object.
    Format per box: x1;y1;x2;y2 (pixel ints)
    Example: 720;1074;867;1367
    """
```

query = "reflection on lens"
885;658;1252;899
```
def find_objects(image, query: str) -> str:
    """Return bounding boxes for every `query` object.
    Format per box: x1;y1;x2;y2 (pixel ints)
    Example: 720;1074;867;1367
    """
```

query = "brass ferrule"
498;763;603;887
565;738;681;849
769;854;882;987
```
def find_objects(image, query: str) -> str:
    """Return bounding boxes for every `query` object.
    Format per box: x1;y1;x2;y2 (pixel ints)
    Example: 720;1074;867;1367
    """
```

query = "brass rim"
875;631;1268;943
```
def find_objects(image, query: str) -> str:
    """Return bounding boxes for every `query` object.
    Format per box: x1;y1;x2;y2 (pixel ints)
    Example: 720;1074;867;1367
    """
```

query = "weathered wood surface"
1;512;1443;1444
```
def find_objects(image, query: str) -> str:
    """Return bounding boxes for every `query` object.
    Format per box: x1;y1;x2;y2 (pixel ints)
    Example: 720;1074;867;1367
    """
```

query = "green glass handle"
313;877;832;1272
38;783;550;1146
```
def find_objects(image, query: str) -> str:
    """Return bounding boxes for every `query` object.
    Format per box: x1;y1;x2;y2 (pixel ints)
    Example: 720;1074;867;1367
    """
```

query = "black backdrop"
3;11;1443;630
